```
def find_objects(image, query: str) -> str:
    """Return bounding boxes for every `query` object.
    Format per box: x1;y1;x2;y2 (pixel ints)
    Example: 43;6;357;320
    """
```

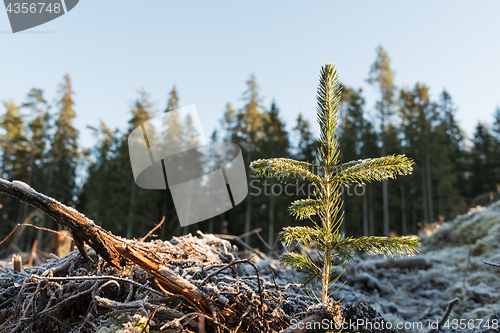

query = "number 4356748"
5;3;62;14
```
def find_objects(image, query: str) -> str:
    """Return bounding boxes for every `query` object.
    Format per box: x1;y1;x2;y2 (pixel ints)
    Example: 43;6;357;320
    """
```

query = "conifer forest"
1;12;500;330
2;47;499;248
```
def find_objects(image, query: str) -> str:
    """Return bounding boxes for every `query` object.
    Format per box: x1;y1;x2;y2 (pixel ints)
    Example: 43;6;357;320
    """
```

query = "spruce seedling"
250;64;420;305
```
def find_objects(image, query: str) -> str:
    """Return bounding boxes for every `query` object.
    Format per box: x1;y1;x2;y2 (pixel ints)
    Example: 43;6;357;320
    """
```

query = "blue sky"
1;1;499;149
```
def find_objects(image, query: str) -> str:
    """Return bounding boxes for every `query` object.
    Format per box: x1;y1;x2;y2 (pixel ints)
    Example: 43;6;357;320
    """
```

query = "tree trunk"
268;180;275;246
382;180;389;236
368;187;375;235
126;179;136;239
362;186;368;235
426;152;434;223
400;184;406;235
244;149;252;242
421;165;428;223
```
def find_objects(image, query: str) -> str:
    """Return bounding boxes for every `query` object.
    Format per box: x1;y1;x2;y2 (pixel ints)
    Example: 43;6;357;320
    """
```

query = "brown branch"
140;216;165;242
31;274;165;296
215;234;266;259
0;178;213;317
427;298;460;333
201;259;251;285
116;243;212;315
237;228;262;239
0;223;72;247
140;306;158;333
0;179;123;268
484;261;500;268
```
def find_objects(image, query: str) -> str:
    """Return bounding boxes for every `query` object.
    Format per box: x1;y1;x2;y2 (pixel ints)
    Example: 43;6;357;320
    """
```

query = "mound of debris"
0;178;403;332
1;232;400;333
0;233;302;332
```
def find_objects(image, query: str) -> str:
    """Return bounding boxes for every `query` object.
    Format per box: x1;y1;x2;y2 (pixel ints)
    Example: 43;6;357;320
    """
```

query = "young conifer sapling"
251;63;420;305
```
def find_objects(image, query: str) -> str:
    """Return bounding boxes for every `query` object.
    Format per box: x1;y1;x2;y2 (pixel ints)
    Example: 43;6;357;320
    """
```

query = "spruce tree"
0;101;29;232
261;101;289;245
293;114;316;163
50;75;79;205
165;85;179;113
492;107;500;188
78;120;115;227
161;85;180;237
470;122;495;197
238;75;265;239
22;88;51;191
338;86;365;235
367;46;396;236
399;84;438;225
0;101;29;181
434;90;466;218
125;89;157;238
251;63;419;304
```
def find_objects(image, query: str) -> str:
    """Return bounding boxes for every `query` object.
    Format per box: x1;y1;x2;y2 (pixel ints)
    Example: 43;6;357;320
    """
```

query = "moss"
454;213;500;246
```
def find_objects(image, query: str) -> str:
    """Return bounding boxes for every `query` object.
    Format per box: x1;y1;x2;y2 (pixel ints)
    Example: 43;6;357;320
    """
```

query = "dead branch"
201;258;251;285
0;178;213;314
140;305;158;333
254;229;280;258
0;179;123;268
215;233;266;260
31;274;165;296
427;298;460;333
0;223;72;247
140;216;165;242
116;243;212;314
484;261;500;268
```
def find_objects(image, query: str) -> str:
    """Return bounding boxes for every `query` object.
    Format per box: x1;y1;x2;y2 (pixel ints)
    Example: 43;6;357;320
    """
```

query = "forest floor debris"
328;201;500;332
0;232;397;333
1;189;499;332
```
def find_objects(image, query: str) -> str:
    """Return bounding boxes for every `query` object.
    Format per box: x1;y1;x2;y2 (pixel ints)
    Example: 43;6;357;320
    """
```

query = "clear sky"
1;1;499;149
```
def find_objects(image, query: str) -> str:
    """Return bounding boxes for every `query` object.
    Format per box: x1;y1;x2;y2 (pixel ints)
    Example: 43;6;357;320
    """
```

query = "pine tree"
78;120;116;227
0;101;29;234
293;114;316;163
22;89;51;191
398;84;438;225
493;107;500;141
338;86;365;235
434;90;466;218
492;107;500;187
220;103;237;143
125;88;158;238
238;75;265;239
0;101;29;181
261;101;289;245
162;85;180;237
165;85;179;113
367;46;397;236
470;122;495;197
17;88;52;231
49;75;79;206
251;63;419;304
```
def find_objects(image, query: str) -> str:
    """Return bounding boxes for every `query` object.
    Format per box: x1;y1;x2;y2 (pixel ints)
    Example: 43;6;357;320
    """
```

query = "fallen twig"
140;216;165;242
484;261;500;268
31;274;165;296
215;234;266;260
427;298;460;333
201;258;251;285
0;223;72;247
